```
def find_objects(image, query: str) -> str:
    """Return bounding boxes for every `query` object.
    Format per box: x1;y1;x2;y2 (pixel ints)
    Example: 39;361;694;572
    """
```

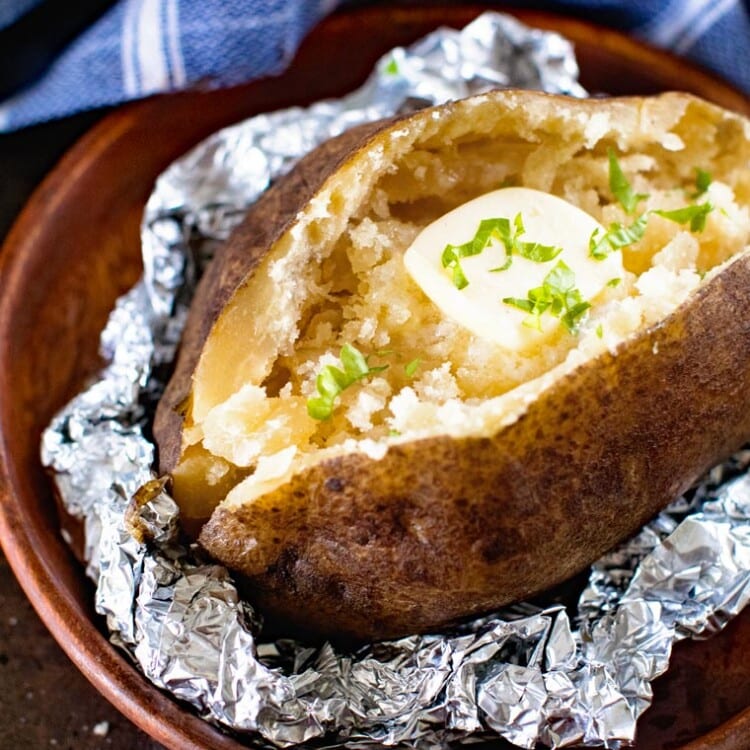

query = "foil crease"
40;12;750;750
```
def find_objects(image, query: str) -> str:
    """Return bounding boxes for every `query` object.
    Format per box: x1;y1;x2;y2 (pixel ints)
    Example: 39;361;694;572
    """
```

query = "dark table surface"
0;111;163;750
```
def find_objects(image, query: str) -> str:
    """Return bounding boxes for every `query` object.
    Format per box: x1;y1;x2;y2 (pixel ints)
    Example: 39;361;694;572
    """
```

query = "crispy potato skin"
200;253;750;641
154;118;392;471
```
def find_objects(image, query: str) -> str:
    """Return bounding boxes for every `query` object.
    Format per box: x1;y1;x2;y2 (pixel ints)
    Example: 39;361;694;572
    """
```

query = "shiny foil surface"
40;13;750;749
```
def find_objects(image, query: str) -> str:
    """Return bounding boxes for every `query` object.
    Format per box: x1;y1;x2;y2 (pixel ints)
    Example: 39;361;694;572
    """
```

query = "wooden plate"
1;5;749;749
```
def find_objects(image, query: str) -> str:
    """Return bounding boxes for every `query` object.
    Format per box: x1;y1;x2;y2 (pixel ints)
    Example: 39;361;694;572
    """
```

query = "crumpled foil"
40;12;750;749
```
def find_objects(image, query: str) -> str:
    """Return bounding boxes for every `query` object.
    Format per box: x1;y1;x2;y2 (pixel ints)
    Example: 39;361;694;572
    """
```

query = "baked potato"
154;90;750;641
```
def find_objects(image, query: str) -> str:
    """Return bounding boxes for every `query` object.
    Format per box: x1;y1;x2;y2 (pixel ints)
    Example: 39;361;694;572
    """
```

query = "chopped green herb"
589;213;648;260
404;358;421;378
591;198;713;261
561;301;592;333
653;202;713;232
442;215;522;287
608;148;648;214
388;429;402;437
306;397;335;421
606;277;622;287
503;260;591;334
443;213;562;288
340;343;369;380
514;240;564;264
692;168;712;197
596;323;604;339
446;260;469;289
487;258;512;274
544;260;575;296
493;213;563;267
384;58;399;75
503;296;535;314
306;343;389;421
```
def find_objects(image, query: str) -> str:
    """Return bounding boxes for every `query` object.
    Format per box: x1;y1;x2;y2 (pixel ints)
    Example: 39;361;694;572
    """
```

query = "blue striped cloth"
0;0;747;132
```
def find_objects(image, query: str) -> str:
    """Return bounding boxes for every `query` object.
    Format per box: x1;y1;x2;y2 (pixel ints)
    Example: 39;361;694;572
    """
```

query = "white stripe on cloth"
122;0;140;96
673;0;738;53
637;0;718;47
165;0;185;88
136;0;170;94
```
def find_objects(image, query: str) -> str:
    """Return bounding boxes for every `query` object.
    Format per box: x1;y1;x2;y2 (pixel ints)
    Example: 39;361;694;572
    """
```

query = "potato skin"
200;252;750;641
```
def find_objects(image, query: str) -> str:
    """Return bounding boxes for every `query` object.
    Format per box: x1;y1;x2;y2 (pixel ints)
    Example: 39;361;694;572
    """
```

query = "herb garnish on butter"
307;344;389;420
503;260;591;333
441;215;521;289
442;214;562;289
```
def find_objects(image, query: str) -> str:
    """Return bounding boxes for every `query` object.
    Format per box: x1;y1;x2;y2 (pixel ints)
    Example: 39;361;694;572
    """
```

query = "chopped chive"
608;147;648;214
443;213;561;289
307;344;390;421
404;358;421;378
589;213;648;260
503;260;590;335
653;202;713;233
693;168;712;197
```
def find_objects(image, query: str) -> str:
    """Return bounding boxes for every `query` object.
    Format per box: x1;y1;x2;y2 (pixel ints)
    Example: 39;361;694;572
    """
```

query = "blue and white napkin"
0;0;747;133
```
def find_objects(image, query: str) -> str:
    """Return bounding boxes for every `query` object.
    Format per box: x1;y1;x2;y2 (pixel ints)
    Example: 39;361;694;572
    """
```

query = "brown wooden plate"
1;5;749;749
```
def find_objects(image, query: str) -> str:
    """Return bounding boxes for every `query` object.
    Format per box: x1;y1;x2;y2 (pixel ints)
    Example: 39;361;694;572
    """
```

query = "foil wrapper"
40;12;750;750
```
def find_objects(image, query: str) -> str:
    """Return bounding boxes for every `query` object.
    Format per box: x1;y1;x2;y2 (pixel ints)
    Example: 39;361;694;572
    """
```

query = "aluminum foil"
40;12;750;750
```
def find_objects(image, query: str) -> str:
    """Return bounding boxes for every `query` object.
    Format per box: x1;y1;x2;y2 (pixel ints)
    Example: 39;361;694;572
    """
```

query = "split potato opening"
169;92;750;521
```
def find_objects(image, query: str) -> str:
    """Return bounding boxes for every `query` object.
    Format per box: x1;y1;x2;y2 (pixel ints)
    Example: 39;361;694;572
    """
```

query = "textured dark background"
0;553;162;748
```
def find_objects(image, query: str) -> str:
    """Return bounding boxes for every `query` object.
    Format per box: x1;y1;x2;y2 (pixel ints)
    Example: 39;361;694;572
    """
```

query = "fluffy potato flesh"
155;91;750;640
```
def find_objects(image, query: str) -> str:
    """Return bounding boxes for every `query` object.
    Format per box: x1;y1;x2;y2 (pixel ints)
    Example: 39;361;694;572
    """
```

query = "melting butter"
403;187;623;351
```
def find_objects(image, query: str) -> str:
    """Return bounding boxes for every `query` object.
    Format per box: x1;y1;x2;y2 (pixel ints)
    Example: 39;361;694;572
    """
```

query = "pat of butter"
403;187;623;351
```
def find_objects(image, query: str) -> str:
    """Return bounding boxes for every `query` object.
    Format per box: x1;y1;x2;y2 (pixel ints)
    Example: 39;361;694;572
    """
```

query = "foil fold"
40;12;750;749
